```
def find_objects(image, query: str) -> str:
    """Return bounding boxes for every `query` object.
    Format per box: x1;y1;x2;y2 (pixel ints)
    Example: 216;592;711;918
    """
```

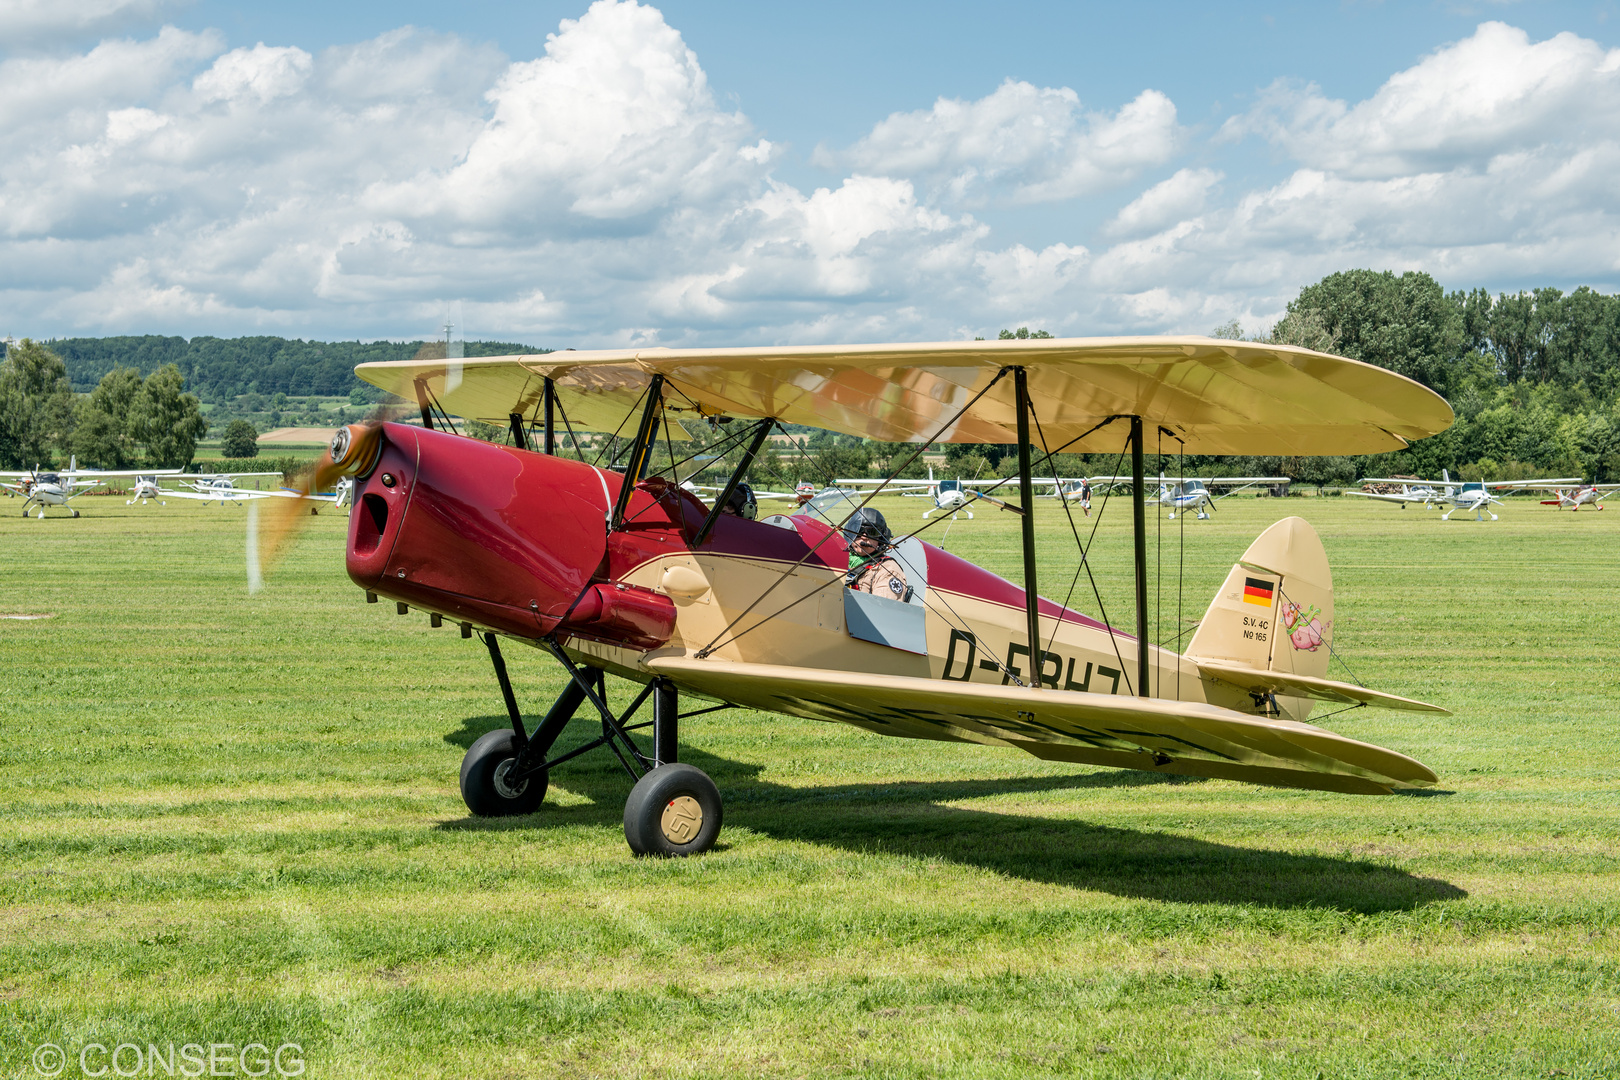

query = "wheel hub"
492;758;528;799
660;796;703;844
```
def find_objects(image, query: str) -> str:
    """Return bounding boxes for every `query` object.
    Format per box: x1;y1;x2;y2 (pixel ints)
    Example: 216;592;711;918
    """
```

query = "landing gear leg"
459;633;586;817
626;679;722;857
457;635;726;853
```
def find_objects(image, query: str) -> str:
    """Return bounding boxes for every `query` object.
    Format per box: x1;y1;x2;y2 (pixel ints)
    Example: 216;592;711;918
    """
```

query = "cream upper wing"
355;336;1454;455
647;656;1437;795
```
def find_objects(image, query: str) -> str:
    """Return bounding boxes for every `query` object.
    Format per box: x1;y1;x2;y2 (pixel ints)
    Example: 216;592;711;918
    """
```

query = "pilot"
720;482;757;520
843;508;909;600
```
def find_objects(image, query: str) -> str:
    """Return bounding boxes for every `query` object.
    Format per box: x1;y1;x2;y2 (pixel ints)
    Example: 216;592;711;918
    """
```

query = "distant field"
1;491;1616;1078
255;426;340;445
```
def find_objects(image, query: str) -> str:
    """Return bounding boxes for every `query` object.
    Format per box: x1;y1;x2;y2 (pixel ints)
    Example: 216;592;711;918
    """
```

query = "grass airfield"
1;488;1617;1079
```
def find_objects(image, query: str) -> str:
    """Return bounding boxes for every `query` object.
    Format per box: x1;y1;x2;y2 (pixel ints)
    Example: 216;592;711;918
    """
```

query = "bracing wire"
692;370;1014;659
1279;582;1368;688
551;391;585;461
592;384;650;469
1030;407;1135;697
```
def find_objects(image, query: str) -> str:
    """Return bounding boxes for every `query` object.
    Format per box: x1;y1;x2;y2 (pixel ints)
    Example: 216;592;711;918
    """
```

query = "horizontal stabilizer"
1190;659;1450;714
647;655;1437;794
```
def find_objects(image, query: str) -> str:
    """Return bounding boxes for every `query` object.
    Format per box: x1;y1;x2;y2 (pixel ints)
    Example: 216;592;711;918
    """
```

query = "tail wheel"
623;764;722;857
459;729;547;817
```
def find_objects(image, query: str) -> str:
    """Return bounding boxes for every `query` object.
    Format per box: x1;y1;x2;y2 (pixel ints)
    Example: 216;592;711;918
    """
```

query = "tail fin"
1187;517;1335;713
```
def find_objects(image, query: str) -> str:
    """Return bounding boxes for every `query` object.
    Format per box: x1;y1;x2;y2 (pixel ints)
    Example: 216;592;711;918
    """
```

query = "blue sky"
3;0;1618;345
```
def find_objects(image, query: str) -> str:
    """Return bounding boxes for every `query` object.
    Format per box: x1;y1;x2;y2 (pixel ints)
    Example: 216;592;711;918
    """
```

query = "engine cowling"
347;423;620;638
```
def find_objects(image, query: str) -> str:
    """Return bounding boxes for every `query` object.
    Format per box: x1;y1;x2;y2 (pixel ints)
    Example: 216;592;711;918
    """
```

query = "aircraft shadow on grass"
442;714;1465;914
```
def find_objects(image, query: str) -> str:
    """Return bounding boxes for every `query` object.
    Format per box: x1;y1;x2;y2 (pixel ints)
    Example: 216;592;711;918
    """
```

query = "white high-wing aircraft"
1340;479;1444;509
1156;476;1291;520
1;460;183;517
1528;482;1620;511
1349;470;1582;521
166;472;286;506
836;468;1030;519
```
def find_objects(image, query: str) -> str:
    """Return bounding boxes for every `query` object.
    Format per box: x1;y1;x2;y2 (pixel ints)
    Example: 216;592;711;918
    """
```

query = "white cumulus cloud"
1105;168;1222;238
1223;21;1620;179
822;80;1182;205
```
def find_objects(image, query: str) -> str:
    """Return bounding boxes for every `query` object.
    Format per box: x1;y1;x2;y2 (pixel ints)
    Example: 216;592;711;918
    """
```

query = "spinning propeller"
247;410;396;592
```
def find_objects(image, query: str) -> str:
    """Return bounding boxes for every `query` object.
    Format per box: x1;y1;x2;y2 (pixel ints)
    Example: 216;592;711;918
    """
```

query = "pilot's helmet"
725;482;757;520
842;506;891;547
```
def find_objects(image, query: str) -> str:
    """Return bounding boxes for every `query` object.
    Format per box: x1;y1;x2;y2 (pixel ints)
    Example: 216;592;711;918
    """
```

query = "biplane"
260;337;1456;856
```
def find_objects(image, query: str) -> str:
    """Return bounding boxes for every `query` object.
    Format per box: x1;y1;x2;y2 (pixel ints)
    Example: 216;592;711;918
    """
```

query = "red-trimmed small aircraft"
258;337;1456;856
1531;482;1619;511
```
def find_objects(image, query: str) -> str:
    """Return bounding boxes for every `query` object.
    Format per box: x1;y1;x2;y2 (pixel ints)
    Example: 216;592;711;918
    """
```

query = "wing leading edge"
647;656;1437;795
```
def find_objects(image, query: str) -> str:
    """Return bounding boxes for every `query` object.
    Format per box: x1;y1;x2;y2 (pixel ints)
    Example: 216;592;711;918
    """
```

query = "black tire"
623;763;722;857
459;729;546;817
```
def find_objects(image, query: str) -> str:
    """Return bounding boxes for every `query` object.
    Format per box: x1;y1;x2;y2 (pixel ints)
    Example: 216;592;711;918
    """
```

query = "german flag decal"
1242;577;1275;606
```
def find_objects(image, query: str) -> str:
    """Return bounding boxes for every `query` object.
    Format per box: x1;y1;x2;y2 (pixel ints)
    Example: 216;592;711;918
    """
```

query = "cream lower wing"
647;656;1437;795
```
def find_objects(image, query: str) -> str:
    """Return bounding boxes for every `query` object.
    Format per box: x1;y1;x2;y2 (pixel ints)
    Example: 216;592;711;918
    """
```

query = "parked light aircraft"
255;336;1456;857
126;475;168;505
1157;476;1290;520
1530;482;1620;510
836;469;1017;519
161;472;351;511
2;461;182;517
168;472;287;506
1350;470;1581;521
1341;479;1443;509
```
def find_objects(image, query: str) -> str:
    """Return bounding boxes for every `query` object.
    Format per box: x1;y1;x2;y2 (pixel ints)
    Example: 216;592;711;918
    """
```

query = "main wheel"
623;763;722;857
459;729;546;816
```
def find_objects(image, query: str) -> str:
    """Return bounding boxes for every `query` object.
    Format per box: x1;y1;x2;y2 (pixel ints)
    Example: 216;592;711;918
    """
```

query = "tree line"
0;336;551;469
45;336;548;402
1209;270;1620;483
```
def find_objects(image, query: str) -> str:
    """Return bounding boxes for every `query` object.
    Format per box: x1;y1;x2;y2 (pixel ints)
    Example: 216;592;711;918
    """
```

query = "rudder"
1186;517;1335;717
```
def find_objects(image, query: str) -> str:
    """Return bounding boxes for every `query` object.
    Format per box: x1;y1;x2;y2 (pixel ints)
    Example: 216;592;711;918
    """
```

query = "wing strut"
413;377;434;431
1013;368;1043;690
542;377;556;455
694;417;775;547
1130;415;1149;698
610;375;666;531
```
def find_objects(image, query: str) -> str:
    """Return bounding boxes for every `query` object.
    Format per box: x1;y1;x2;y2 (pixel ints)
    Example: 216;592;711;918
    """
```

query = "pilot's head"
844;507;891;556
722;482;757;520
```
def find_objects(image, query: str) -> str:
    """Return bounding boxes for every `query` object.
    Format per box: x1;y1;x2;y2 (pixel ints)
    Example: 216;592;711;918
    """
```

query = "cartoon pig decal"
1282;601;1331;652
